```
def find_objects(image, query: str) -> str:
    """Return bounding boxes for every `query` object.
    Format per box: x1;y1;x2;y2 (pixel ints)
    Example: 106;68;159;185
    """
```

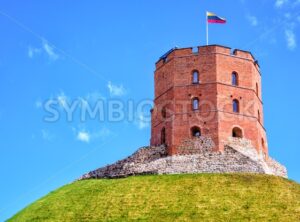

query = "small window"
232;127;243;138
191;126;201;137
192;98;199;110
161;107;167;119
161;127;166;145
232;72;238;86
233;99;239;113
258;110;261;123
192;71;199;84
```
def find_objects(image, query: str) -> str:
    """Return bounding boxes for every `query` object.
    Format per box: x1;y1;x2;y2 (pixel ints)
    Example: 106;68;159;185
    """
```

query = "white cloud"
41;129;54;141
246;15;258;26
107;81;126;97
27;40;60;60
42;41;59;60
75;127;112;143
285;29;297;50
28;46;41;58
56;91;69;109
77;131;90;143
135;113;150;130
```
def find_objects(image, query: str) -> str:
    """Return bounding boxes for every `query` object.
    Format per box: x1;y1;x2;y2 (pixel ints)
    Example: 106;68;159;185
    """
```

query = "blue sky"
0;0;300;220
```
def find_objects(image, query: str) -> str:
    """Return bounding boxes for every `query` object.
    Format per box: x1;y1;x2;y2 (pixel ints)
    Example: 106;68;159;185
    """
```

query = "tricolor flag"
207;12;226;24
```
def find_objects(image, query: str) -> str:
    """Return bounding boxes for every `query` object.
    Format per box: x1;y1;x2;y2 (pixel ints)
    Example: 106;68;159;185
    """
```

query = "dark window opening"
161;107;167;119
233;99;239;113
192;98;199;110
232;72;238;86
232;127;243;138
191;126;201;138
192;71;199;84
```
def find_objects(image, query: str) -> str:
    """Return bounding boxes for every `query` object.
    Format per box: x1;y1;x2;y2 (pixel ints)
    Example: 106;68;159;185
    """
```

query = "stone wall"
80;137;287;180
80;145;167;179
176;136;215;154
266;157;288;178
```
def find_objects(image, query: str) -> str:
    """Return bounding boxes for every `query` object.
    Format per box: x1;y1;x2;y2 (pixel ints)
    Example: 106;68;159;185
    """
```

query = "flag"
207;12;226;24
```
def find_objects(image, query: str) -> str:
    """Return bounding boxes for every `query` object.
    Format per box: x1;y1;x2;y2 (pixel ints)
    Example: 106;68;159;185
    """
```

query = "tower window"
192;98;199;110
192;70;199;84
161;127;166;145
191;126;201;137
161;107;167;119
232;127;243;138
258;110;261;123
232;72;238;86
233;99;239;113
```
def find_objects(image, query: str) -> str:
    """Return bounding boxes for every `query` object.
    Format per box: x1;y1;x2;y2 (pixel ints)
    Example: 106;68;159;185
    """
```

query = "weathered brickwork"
150;45;268;156
80;137;287;179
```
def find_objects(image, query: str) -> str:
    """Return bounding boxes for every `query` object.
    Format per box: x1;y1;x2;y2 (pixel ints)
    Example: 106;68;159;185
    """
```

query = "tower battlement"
156;45;259;71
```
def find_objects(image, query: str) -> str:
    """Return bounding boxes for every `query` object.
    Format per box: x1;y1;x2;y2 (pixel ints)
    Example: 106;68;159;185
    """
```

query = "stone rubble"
80;137;287;180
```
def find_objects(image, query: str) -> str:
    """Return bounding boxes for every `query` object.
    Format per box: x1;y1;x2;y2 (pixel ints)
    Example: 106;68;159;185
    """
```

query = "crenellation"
199;45;231;55
232;49;255;60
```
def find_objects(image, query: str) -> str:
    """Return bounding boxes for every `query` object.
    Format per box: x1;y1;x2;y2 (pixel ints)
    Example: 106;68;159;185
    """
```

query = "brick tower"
150;45;268;157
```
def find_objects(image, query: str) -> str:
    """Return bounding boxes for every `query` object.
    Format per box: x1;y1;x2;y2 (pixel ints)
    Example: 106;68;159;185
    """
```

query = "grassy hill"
8;174;300;222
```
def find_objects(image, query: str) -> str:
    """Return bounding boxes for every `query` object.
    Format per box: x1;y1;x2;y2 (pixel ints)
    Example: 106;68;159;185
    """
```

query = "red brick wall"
151;45;268;156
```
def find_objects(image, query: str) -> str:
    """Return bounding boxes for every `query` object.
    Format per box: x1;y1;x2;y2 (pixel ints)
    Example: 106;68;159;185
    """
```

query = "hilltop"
8;174;300;221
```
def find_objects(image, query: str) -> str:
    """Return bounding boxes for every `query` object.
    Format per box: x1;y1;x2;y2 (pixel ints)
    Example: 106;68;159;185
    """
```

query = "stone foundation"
80;137;287;180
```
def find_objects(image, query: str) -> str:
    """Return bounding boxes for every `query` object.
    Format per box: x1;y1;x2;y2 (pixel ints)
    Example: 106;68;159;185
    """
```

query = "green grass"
8;174;300;222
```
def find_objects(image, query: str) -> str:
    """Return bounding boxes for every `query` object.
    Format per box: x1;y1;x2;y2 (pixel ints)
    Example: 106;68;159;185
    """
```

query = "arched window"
233;99;239;113
161;127;166;145
258;110;261;123
192;98;199;110
192;70;199;84
191;126;201;137
232;127;243;138
232;72;238;86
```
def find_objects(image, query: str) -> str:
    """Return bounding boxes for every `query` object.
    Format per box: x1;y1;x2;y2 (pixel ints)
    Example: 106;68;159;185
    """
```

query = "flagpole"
206;12;209;45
